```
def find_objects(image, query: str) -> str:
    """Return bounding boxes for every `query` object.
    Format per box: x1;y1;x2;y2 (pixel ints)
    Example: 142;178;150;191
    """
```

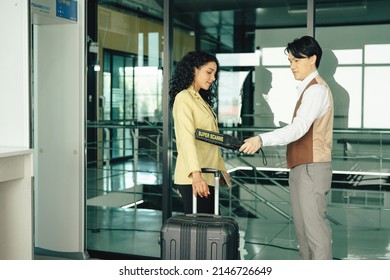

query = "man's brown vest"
286;76;334;169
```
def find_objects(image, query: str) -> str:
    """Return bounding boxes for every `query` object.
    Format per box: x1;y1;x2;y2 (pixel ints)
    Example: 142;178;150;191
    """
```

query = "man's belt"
194;128;243;151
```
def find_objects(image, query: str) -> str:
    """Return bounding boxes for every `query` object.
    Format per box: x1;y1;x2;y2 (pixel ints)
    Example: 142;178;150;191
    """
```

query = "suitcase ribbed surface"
196;223;207;259
179;223;191;259
161;214;239;260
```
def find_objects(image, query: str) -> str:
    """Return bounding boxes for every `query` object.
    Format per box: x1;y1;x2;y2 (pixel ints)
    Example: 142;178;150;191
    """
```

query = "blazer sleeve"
173;92;201;178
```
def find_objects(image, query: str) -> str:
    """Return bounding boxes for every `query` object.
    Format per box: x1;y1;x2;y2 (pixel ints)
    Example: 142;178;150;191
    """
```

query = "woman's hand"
191;171;210;198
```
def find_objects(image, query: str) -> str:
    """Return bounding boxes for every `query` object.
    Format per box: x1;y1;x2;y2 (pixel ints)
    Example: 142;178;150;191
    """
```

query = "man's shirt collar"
297;70;318;94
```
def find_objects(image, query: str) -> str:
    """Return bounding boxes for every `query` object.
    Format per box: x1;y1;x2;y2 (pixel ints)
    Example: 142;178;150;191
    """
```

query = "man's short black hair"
285;36;323;68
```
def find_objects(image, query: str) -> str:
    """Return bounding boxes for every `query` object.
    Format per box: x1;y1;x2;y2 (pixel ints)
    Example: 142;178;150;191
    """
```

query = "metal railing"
86;121;390;228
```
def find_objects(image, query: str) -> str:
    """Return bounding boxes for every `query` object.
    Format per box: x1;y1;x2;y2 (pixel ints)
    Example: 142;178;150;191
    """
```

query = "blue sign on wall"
56;0;77;22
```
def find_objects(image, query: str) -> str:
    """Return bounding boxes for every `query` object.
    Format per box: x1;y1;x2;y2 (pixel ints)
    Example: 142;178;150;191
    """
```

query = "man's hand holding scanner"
239;135;263;155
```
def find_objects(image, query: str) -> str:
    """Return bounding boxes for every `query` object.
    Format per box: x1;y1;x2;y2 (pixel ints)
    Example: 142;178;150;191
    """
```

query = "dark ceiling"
100;0;390;27
98;0;390;52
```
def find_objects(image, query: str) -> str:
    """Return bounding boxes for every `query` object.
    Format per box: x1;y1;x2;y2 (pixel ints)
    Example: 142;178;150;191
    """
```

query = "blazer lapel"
188;88;218;128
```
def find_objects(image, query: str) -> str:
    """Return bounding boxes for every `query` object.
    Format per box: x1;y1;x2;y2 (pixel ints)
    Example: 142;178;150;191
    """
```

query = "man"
239;36;334;260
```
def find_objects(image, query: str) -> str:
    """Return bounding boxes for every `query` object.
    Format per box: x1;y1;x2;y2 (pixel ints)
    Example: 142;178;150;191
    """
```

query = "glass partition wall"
86;3;166;259
86;0;390;259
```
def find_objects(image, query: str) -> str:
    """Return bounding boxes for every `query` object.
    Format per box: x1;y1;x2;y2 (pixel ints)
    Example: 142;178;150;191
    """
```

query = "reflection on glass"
148;32;159;67
134;66;162;122
240;67;276;128
218;70;249;126
102;52;163;123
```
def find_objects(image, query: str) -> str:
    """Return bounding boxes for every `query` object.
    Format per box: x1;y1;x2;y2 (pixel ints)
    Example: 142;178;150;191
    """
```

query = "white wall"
0;0;30;148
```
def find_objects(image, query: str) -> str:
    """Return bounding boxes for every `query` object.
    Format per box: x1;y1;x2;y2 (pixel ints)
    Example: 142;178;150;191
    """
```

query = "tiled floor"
83;206;390;260
35;158;390;260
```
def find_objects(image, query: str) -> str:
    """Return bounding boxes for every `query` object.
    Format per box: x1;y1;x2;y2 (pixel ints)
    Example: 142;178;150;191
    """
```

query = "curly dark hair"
169;51;219;108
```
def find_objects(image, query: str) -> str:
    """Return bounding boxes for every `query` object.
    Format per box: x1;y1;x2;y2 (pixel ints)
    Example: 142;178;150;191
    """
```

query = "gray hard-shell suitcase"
160;168;239;260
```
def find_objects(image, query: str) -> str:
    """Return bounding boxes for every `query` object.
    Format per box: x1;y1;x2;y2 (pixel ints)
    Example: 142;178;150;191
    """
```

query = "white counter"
0;147;33;259
0;147;33;158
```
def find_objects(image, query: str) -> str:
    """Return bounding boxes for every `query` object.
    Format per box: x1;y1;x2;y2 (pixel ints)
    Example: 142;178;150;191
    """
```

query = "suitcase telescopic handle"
192;168;220;215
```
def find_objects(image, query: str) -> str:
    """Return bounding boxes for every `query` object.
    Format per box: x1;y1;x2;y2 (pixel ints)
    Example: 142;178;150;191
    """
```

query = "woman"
169;51;231;214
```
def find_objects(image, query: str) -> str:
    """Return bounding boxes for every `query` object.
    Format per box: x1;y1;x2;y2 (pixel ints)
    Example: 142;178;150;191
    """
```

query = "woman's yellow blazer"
172;87;227;186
